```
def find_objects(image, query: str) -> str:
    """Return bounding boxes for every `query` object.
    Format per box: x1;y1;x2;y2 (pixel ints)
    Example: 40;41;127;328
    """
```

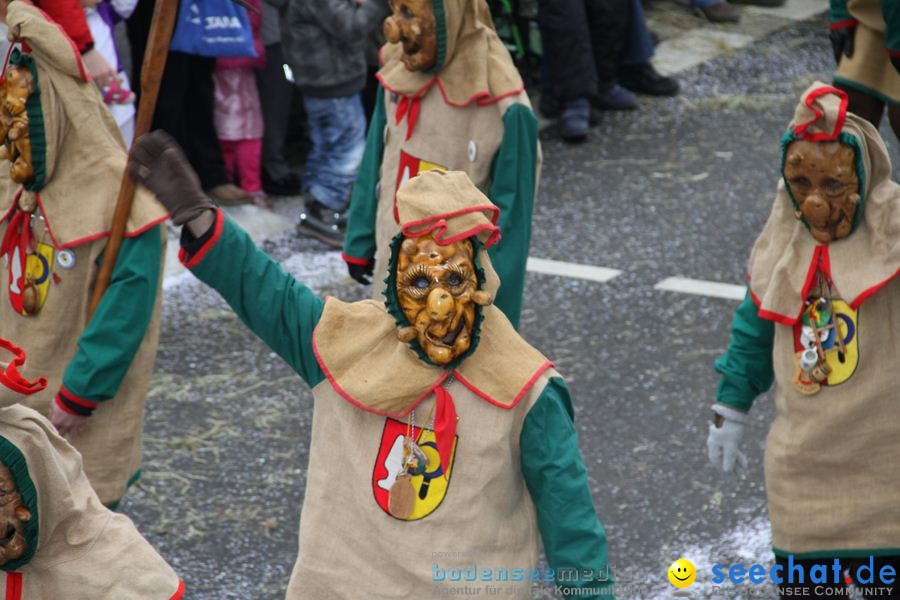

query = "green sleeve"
343;87;387;265
187;213;326;387
62;225;162;402
487;102;538;329
520;378;614;599
713;290;775;411
882;1;900;52
830;0;854;25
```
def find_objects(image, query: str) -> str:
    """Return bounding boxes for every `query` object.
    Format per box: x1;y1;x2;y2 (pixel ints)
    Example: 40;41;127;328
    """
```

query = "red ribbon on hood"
395;95;422;141
433;384;457;477
0;208;33;314
0;336;47;395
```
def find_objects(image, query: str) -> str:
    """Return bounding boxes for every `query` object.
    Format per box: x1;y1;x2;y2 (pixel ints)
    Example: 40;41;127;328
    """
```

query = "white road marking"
655;276;746;300
526;257;622;283
745;0;826;21
655;30;756;76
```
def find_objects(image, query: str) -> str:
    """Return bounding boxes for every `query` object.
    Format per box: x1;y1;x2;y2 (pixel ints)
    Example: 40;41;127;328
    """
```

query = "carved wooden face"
0;463;31;566
784;140;860;243
0;66;35;185
384;0;438;72
395;234;478;365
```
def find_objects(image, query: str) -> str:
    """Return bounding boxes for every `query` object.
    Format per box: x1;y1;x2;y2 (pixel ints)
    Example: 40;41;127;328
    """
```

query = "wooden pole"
87;0;179;319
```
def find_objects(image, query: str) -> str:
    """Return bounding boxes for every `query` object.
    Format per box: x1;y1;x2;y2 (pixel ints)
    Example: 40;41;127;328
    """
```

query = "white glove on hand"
707;403;749;474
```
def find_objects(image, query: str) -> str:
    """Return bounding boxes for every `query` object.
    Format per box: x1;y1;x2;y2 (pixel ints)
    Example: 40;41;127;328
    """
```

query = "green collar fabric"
9;50;46;193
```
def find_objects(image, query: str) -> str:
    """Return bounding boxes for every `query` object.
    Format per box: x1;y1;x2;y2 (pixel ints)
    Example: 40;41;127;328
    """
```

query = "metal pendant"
404;437;429;476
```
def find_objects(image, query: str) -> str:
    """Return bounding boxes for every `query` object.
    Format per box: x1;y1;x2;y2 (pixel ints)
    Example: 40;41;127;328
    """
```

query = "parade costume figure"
342;0;540;328
710;84;900;564
830;0;900;138
130;133;612;598
0;338;184;599
0;1;167;507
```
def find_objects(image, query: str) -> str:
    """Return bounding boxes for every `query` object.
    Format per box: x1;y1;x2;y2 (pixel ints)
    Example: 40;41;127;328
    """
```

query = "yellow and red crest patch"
792;299;859;390
372;418;457;521
7;241;53;316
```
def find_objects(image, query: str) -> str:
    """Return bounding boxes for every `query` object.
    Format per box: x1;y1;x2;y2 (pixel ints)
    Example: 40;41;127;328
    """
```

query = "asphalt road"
119;7;900;600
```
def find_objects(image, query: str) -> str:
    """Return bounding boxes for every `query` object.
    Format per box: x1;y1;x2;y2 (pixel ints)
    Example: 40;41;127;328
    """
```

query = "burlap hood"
377;0;523;107
313;171;550;416
748;82;900;324
0;1;165;249
0;405;182;598
0;336;181;596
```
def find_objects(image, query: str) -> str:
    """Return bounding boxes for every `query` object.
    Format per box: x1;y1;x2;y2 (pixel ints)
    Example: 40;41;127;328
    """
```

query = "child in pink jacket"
212;0;269;207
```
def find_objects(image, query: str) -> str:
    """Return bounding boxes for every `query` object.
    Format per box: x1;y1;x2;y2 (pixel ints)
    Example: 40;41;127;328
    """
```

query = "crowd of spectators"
20;0;787;245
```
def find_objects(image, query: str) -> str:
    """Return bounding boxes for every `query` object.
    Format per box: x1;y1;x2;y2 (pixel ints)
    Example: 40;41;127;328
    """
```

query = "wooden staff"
87;0;178;319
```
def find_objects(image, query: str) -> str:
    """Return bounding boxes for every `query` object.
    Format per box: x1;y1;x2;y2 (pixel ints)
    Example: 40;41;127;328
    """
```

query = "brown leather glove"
129;130;214;234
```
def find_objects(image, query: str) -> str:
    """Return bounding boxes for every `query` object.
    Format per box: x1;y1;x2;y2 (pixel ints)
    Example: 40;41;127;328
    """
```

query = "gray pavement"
119;4;900;599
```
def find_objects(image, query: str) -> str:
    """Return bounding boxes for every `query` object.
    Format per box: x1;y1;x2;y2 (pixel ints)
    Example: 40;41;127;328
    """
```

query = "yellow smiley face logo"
668;558;696;588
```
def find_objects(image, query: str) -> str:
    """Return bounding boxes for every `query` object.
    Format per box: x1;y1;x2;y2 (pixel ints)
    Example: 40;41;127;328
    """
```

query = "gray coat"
285;0;389;98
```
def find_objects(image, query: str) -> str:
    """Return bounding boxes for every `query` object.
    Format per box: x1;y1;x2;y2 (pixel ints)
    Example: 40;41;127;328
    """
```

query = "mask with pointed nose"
395;233;489;365
384;0;438;72
784;139;860;243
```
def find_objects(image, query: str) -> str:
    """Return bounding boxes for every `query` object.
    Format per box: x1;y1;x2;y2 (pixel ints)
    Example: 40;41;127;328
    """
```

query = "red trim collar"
376;71;524;110
749;244;896;322
311;326;449;419
2;189;168;250
311;299;551;416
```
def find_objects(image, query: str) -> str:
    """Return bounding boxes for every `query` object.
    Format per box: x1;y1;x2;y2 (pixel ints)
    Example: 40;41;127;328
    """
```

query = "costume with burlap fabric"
179;170;612;598
343;0;540;328
0;338;183;599
715;82;900;556
0;1;167;505
0;405;183;599
832;0;900;103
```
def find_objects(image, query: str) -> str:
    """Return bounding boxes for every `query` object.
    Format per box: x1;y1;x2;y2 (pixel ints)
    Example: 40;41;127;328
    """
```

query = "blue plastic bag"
169;0;257;58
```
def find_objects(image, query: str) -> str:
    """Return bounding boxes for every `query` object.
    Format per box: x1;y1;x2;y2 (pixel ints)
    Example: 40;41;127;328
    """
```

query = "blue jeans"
622;0;655;66
692;0;721;7
302;94;366;211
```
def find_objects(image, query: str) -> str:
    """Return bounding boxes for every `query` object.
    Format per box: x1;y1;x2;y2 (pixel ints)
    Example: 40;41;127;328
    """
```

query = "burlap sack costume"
716;83;900;556
179;170;611;598
0;1;167;505
343;0;540;328
833;0;900;103
0;338;183;599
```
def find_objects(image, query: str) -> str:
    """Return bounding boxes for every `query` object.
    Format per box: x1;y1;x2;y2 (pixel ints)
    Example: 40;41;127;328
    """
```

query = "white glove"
707;403;749;474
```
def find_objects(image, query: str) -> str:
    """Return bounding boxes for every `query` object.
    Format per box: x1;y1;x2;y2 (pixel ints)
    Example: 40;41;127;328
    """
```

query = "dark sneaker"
618;63;680;96
262;171;302;196
298;198;344;248
593;83;638;111
697;2;740;22
558;98;590;143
